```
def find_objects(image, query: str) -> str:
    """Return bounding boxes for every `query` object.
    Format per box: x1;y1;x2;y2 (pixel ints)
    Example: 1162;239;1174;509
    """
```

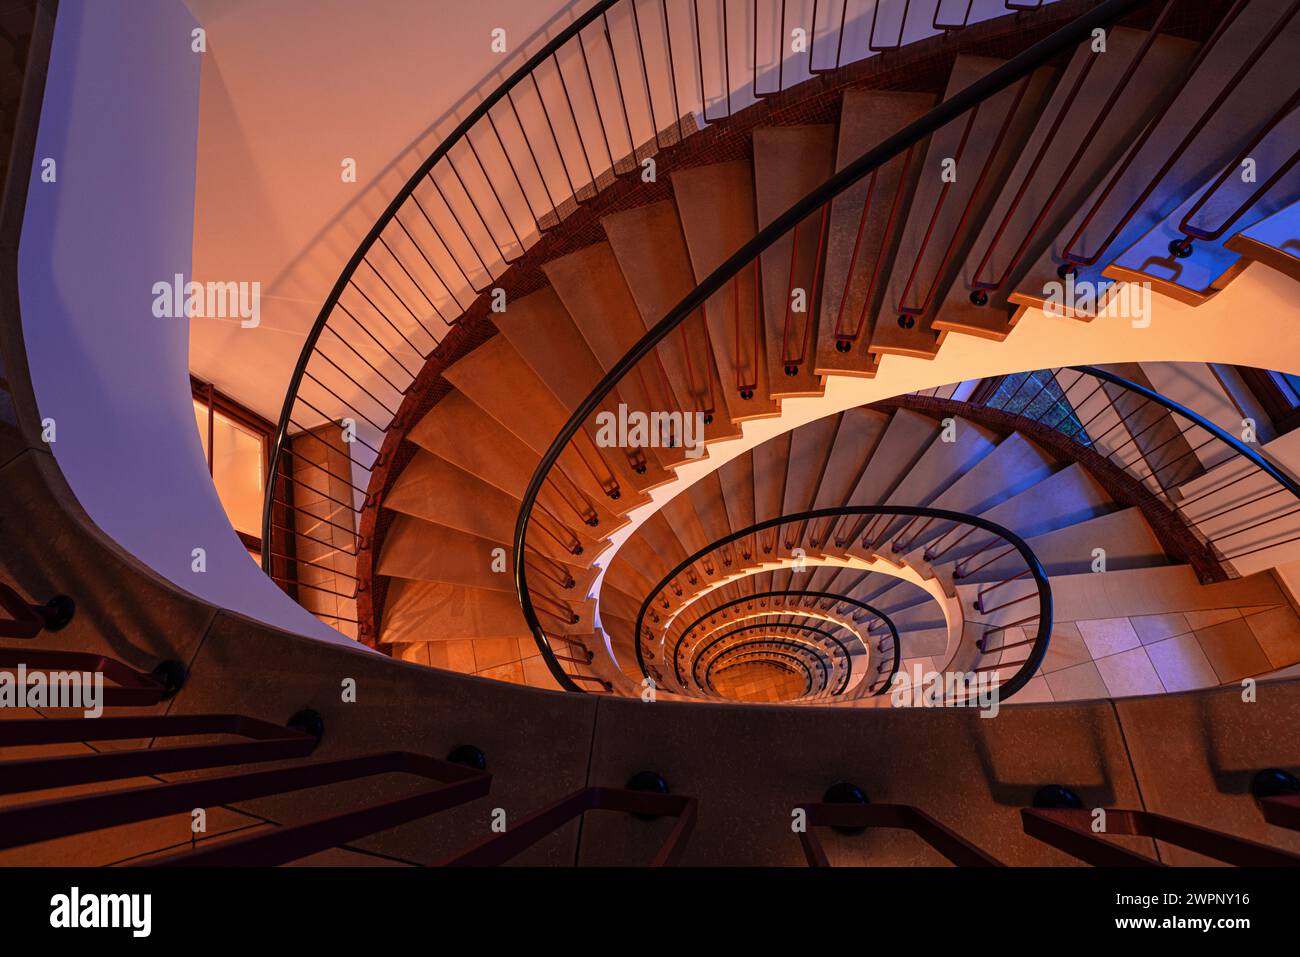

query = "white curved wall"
19;0;353;645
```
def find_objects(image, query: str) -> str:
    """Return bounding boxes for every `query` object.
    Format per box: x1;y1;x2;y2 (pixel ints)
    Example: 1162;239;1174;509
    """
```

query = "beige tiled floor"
1030;600;1300;703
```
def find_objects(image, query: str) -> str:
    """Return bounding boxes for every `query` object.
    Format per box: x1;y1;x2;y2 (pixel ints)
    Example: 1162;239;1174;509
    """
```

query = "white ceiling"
184;0;589;423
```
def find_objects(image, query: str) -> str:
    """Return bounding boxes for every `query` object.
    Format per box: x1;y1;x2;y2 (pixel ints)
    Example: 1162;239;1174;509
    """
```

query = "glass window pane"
210;408;265;536
987;371;1091;444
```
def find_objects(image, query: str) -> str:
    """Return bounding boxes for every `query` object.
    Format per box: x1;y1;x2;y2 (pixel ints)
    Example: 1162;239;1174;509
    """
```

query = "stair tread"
871;54;1040;358
543;241;687;479
1224;198;1300;282
491;285;655;508
753;124;836;396
378;513;598;594
816;89;935;377
442;335;627;515
404;392;601;551
1105;104;1300;305
603;200;743;438
381;451;597;569
934;29;1194;339
671;159;781;419
1010;1;1300;317
382;578;591;644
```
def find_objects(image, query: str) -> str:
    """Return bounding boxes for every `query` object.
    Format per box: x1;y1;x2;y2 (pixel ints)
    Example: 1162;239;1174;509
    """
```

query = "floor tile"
1041;621;1091;674
426;639;476;673
1095;647;1165;698
1144;633;1219;693
477;661;526;685
1008;674;1054;704
1077;617;1141;659
1244;605;1300;670
1130;612;1189;646
1044;660;1109;701
473;636;522;671
1193;618;1273;682
1183;608;1241;631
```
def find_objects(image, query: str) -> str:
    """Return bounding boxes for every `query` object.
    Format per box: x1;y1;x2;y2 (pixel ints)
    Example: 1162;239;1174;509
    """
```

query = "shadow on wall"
18;0;355;647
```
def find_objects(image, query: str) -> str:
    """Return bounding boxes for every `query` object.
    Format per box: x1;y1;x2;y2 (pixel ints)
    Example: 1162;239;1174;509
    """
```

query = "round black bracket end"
1251;767;1300;801
739;388;754;400
40;595;76;632
150;660;187;700
969;289;989;306
626;770;669;820
835;339;851;353
1032;784;1083;809
783;364;799;377
448;744;487;772
287;708;325;744
1056;263;1076;280
823;780;869;836
1169;238;1194;258
897;315;915;329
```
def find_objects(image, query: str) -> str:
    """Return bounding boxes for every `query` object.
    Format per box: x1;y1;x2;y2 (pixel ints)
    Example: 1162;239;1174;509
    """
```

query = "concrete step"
671;158;782;420
871;54;1050;358
938;27;1195;338
752;124;836;397
603;199;744;440
1106;104;1300;304
1010;0;1300;319
815;88;935;377
1224;198;1300;282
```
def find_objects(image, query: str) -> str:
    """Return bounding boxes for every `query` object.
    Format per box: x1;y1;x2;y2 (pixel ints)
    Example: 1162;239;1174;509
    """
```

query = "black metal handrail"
633;505;1053;703
515;0;1146;692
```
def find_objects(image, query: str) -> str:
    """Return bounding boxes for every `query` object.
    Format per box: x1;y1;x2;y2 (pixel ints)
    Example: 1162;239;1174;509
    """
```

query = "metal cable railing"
958;366;1300;569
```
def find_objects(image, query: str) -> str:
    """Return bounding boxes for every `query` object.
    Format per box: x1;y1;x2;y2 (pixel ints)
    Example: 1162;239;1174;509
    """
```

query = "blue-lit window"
985;370;1091;444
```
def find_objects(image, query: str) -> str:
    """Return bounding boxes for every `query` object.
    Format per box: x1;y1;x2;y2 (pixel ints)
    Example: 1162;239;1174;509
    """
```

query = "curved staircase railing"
912;365;1300;572
669;588;901;698
633;505;1053;703
515;0;1150;692
258;0;1022;637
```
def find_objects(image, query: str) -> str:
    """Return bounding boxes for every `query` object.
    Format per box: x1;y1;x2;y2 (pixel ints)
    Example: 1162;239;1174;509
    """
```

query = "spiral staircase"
250;0;1300;704
5;0;1300;870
